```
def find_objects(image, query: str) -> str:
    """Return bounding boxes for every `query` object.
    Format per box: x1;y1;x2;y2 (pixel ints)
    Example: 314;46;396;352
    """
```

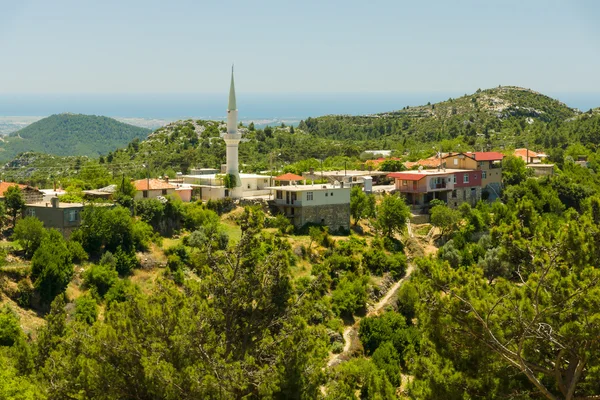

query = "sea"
0;92;598;130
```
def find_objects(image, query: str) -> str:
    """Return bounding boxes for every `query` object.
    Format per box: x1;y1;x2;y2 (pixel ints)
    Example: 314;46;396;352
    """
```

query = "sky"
0;0;599;95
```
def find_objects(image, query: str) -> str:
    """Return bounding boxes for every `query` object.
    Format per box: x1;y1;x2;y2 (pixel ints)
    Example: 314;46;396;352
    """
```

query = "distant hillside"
298;86;581;142
0;113;151;161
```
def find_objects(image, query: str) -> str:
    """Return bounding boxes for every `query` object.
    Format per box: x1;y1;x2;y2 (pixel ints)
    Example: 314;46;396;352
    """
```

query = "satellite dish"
418;166;423;172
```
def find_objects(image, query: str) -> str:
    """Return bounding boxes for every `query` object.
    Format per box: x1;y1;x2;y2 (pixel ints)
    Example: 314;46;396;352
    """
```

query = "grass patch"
414;224;432;236
221;221;242;243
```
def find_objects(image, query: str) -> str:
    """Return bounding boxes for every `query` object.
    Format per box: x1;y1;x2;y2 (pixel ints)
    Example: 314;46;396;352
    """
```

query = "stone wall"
297;203;350;231
447;186;482;208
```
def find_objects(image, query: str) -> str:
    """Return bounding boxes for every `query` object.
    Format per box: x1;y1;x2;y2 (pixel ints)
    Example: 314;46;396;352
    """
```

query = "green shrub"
67;240;89;264
16;279;33;308
83;263;118;298
73;295;98;325
372;341;401;387
0;306;21;346
332;273;369;317
114;247;139;276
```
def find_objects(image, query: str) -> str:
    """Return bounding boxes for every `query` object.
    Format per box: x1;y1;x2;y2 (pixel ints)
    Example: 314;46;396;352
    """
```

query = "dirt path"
327;263;415;367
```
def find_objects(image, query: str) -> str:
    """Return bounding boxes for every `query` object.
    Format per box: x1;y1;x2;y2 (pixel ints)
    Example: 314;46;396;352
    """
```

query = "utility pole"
320;159;324;183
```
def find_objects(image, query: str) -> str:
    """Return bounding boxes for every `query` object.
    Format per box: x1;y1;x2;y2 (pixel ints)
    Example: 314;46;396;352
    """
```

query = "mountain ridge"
0;113;151;162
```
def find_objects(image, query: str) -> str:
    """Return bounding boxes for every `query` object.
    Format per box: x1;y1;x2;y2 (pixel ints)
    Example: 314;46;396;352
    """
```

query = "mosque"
182;68;272;200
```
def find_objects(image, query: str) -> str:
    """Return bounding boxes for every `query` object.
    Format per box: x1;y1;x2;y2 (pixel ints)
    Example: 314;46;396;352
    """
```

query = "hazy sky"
1;0;599;94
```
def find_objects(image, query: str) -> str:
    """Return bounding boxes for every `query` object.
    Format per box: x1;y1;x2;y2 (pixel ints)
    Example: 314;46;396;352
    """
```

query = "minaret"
223;66;243;198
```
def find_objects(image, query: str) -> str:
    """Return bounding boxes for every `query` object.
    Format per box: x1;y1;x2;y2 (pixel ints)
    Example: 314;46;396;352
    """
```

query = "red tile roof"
133;179;176;191
0;182;28;196
404;157;442;169
387;172;427;181
274;173;304;181
468;151;504;161
514;148;545;159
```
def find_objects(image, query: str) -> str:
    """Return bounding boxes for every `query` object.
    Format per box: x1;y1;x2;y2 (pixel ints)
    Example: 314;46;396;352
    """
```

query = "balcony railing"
430;182;447;190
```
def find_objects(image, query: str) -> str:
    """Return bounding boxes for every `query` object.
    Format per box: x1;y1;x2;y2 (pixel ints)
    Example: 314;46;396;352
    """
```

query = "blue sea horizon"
0;92;597;120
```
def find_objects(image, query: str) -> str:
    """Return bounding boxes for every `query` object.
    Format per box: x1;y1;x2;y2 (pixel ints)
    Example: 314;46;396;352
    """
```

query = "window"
306;191;313;201
325;193;328;197
452;190;457;198
143;190;148;198
453;175;457;184
454;159;458;166
463;189;467;200
247;184;251;189
463;174;469;183
482;171;487;179
162;189;168;195
402;180;408;186
276;191;283;199
27;209;35;217
330;192;333;196
68;210;78;222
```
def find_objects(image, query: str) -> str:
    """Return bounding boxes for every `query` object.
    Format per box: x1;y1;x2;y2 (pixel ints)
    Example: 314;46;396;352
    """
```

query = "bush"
105;279;137;306
99;251;116;269
16;279;33;308
372;341;401;387
205;198;235;215
31;230;73;305
396;282;418;323
359;311;408;355
67;240;88;264
363;250;406;278
331;341;344;354
332;273;369;317
73;295;98;325
131;219;156;251
0;306;21;346
183;203;220;231
114;247;139;276
12;217;47;259
83;263;118;298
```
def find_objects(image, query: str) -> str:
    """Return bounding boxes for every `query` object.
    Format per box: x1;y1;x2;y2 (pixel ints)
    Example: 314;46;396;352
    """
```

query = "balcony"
429;182;448;190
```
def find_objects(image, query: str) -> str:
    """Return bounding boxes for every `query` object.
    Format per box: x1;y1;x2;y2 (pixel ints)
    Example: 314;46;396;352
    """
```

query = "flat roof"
27;201;85;208
309;170;388;177
183;173;269;180
389;168;474;180
265;184;349;192
526;163;554;167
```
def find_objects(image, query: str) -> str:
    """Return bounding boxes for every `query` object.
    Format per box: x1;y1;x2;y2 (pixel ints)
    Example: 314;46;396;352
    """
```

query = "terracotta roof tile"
274;173;304;181
0;182;28;196
133;179;176;191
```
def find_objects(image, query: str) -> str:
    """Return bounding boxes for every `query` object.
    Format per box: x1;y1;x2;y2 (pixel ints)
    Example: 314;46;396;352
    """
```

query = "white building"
182;67;271;200
266;183;351;231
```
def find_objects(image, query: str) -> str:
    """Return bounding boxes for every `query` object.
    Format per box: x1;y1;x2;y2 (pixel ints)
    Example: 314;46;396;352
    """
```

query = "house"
302;170;388;186
0;182;43;204
24;197;84;238
442;152;504;200
388;168;482;209
514;148;547;164
266;183;351;231
82;184;117;200
133;179;177;201
181;173;271;200
273;173;305;186
403;156;443;170
527;163;555;177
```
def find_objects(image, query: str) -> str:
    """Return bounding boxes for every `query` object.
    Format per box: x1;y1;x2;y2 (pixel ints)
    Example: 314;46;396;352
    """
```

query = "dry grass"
130;267;163;295
0;296;45;338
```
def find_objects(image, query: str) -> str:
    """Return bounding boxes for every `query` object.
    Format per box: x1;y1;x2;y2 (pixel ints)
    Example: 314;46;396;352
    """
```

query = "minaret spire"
228;64;237;111
224;65;242;198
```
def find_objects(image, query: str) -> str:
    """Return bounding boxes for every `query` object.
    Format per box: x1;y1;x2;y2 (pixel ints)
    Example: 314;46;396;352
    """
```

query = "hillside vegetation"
0;113;151;162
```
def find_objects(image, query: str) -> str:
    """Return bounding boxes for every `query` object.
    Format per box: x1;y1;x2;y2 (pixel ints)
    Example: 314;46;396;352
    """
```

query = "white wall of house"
134;188;176;201
273;187;350;207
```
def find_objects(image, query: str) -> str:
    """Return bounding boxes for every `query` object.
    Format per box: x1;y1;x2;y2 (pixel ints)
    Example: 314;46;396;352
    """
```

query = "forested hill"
0;113;151;161
298;86;582;142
